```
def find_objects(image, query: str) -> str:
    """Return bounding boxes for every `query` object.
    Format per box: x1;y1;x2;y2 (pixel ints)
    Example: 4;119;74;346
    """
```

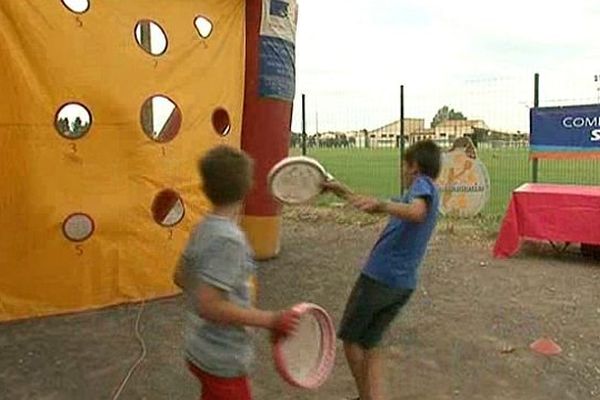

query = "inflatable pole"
241;0;298;259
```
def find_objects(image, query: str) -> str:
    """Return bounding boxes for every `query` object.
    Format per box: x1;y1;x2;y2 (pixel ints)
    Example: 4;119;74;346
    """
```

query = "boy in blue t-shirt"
322;140;441;400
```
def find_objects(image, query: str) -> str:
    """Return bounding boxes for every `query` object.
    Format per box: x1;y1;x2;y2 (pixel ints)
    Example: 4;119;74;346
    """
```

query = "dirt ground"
1;207;599;400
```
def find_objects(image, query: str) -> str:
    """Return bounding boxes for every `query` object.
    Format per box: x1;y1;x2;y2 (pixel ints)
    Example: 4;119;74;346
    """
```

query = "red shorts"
187;361;252;400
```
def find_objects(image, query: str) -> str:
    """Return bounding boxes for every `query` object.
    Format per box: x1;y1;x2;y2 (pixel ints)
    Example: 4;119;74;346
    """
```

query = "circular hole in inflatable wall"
152;189;185;227
62;213;95;242
61;0;90;14
194;16;214;39
212;108;231;136
134;20;168;56
55;103;92;140
140;95;182;143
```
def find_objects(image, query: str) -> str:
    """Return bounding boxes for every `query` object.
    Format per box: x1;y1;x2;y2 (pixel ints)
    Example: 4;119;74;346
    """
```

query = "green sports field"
290;147;600;217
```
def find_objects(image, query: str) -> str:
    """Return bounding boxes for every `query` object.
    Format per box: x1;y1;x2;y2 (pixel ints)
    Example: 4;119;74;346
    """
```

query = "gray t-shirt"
178;214;256;377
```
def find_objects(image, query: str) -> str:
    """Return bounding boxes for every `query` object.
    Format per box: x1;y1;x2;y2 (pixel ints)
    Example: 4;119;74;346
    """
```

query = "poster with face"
437;137;491;217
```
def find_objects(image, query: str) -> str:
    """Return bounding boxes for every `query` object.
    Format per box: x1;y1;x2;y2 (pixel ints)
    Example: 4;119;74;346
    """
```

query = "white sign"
261;0;298;44
437;138;491;217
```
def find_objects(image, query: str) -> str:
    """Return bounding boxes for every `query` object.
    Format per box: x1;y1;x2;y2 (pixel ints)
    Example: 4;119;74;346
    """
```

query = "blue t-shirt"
362;176;439;289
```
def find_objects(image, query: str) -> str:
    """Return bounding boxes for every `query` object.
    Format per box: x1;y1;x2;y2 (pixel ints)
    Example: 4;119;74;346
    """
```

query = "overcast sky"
291;0;600;133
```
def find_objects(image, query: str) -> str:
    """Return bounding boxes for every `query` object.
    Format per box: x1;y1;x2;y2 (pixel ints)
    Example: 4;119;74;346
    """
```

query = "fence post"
532;73;539;183
301;93;307;156
400;85;406;195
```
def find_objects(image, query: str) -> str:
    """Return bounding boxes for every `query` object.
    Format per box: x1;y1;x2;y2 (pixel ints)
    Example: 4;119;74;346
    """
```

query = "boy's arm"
196;283;275;328
177;238;296;334
196;282;298;334
324;176;435;223
321;180;354;199
322;179;428;222
353;196;428;223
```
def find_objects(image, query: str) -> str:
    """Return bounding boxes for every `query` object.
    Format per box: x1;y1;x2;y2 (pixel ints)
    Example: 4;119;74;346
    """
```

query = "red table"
493;183;600;258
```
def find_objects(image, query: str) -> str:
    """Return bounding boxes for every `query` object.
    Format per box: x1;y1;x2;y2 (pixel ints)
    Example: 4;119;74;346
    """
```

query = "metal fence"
290;74;600;219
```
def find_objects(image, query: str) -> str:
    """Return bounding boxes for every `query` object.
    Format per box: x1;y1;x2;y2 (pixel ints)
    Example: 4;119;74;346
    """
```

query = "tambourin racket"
272;303;336;389
267;156;333;205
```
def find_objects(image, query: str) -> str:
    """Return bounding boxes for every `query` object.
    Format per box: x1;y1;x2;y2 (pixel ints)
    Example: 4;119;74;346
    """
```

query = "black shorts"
338;274;413;349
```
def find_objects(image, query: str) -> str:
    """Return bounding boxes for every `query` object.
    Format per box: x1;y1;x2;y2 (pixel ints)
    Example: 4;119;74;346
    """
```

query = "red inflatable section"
241;0;293;259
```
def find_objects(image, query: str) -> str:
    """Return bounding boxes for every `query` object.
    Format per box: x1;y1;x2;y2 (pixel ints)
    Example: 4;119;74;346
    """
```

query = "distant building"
433;120;488;141
366;119;425;148
367;118;526;148
409;128;436;144
291;118;528;150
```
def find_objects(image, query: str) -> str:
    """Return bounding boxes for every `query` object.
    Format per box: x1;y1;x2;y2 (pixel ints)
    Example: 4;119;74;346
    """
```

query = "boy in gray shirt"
174;146;298;400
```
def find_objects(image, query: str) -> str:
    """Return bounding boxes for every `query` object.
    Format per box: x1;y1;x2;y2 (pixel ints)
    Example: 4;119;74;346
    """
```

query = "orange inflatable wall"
0;0;247;321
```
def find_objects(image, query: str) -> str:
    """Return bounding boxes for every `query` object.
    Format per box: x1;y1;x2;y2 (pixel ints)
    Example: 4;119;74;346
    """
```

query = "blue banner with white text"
530;104;600;159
